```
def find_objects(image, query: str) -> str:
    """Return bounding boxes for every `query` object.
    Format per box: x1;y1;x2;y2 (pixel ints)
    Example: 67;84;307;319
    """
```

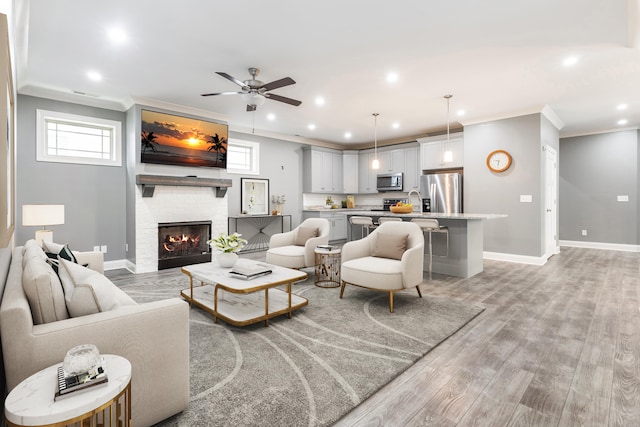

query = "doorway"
544;145;558;258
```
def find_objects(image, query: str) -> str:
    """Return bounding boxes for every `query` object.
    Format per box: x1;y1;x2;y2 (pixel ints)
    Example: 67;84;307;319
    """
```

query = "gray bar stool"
349;216;376;239
410;218;449;279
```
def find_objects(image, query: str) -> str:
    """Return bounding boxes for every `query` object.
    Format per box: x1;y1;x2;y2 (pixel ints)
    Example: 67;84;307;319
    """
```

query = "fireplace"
158;221;212;270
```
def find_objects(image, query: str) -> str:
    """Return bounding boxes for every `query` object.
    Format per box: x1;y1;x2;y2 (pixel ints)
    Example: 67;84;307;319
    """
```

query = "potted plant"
271;194;286;215
207;232;248;267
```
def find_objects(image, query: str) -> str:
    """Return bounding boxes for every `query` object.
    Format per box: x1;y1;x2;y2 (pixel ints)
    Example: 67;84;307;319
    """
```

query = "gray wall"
16;95;127;258
559;130;639;244
464;114;551;257
124;105;307;264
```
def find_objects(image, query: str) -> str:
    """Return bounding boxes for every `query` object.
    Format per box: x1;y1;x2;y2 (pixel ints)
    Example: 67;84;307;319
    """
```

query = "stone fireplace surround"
134;184;228;273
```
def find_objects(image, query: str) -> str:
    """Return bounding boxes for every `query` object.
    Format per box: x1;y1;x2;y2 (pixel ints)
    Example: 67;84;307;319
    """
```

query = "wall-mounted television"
140;109;228;168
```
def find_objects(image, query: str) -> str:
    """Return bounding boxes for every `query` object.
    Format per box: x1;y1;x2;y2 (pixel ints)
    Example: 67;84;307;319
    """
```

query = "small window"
226;139;260;175
36;109;122;167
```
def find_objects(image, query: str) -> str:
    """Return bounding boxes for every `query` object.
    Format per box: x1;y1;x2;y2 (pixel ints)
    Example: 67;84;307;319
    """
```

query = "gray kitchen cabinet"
303;211;347;242
342;150;359;193
303;147;343;193
358;151;377;193
403;145;420;191
419;136;464;170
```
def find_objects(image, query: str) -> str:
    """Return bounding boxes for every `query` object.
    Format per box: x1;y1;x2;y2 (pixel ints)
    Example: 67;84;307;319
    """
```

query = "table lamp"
22;204;65;244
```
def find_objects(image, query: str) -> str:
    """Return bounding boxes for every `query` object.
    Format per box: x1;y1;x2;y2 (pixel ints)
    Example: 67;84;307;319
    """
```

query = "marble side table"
5;354;131;427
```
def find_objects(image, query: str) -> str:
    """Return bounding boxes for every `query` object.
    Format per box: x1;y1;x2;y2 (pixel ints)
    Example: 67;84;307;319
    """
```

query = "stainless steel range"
382;198;407;211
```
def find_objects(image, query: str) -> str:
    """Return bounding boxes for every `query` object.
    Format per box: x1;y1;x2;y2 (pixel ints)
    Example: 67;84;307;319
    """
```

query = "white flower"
207;232;248;253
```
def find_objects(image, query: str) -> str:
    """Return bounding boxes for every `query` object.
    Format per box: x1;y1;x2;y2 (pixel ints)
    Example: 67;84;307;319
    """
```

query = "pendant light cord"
373;113;379;158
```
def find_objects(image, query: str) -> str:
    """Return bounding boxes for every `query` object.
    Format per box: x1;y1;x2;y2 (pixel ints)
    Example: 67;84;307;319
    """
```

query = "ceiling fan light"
242;92;266;106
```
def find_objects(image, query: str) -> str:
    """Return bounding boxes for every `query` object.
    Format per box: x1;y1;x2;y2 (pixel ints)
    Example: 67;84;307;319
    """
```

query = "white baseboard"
483;251;548;266
559;240;640;252
104;259;136;273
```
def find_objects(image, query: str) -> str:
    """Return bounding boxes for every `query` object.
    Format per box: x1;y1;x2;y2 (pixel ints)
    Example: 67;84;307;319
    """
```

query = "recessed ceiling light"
344;132;352;139
307;124;316;130
562;56;579;67
314;96;325;106
266;113;276;121
617;119;628;125
108;27;128;44
457;109;466;116
392;122;400;129
617;103;628;110
386;72;399;83
87;71;102;82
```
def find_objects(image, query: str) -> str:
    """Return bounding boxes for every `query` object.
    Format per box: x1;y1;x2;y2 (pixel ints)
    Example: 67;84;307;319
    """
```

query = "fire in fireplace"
158;221;212;270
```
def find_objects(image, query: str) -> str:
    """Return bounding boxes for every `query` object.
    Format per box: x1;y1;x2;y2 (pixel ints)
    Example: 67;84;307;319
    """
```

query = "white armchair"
340;221;424;312
266;218;330;269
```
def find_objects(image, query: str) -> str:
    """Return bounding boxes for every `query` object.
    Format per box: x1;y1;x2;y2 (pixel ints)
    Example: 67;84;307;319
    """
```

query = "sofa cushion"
57;258;120;317
42;241;78;270
341;256;405;290
295;226;318;246
22;253;70;324
265;245;306;269
372;232;409;260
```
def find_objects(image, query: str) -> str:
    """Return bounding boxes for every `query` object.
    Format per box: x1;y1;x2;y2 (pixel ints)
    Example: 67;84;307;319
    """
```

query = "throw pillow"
22;254;70;324
372;232;409;260
295;226;319;246
57;258;120;317
42;240;78;273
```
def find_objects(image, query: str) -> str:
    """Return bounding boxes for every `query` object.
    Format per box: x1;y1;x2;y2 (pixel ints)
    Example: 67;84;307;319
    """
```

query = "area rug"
116;271;484;427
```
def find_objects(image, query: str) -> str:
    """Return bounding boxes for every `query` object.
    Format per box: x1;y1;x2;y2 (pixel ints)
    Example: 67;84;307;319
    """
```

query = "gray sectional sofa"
0;242;190;427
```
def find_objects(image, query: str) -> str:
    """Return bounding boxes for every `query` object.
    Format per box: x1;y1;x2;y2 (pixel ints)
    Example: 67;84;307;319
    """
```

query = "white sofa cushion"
22;247;69;324
57;258;122;317
265;245;306;269
341;256;404;291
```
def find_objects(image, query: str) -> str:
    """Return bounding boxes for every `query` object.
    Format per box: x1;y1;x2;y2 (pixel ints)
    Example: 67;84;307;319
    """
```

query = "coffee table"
181;259;308;327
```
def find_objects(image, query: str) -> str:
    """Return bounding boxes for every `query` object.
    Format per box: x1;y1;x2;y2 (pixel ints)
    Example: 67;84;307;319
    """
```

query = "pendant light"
443;94;453;163
371;113;380;170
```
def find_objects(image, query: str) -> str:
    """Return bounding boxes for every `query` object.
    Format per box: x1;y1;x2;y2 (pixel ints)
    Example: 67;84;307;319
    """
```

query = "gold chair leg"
340;281;347;298
416;285;422;298
389;291;394;313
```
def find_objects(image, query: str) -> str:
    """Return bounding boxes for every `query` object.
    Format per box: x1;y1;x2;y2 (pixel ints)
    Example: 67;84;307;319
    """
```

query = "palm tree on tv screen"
141;131;160;152
206;133;227;154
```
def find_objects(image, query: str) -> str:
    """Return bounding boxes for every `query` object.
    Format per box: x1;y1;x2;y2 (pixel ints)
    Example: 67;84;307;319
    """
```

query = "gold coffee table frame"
181;260;308;327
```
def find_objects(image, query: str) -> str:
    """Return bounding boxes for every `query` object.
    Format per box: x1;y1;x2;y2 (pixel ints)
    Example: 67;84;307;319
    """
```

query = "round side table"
314;247;342;288
5;354;132;427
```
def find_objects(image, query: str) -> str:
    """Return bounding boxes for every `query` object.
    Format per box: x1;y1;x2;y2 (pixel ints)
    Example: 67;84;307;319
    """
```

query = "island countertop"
303;208;506;221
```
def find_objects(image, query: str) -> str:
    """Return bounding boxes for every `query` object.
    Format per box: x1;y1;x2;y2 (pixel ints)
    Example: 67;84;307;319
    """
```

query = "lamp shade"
22;205;65;227
242;92;266;106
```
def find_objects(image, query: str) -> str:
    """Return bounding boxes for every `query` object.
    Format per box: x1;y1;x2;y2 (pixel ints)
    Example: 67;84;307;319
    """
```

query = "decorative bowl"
63;344;100;374
389;205;414;213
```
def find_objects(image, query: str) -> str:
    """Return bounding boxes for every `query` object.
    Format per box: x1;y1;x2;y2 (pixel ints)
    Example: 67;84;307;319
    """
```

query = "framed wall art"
240;178;269;215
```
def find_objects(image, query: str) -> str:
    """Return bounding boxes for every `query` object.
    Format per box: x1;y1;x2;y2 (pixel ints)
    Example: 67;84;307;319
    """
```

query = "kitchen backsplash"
302;193;400;209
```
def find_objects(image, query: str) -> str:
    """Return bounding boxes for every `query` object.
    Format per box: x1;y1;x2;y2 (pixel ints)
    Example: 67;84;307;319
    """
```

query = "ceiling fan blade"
215;72;249;89
262;77;296;91
246;104;257;112
201;91;243;97
265;93;302;106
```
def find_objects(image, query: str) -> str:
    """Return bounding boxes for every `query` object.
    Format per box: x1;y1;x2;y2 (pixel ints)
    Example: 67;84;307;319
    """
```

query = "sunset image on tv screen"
140;110;229;168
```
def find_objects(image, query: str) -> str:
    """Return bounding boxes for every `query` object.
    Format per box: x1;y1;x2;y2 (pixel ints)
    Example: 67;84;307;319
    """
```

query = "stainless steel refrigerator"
419;173;463;213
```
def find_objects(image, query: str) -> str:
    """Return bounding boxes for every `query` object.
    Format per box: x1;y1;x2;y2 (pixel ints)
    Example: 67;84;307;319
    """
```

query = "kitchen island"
340;210;506;278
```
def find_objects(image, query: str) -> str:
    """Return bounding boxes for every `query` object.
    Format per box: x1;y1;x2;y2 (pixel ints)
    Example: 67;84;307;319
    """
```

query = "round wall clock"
486;149;512;173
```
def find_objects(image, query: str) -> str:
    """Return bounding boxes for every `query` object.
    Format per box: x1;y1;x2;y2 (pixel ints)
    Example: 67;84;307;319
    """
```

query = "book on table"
229;263;273;280
55;359;108;400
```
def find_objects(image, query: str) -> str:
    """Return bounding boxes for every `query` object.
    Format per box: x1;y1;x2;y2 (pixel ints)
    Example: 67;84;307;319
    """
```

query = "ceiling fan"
201;67;302;111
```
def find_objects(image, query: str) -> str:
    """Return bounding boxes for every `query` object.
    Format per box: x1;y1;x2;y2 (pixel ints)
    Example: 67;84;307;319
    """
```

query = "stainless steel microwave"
376;173;403;192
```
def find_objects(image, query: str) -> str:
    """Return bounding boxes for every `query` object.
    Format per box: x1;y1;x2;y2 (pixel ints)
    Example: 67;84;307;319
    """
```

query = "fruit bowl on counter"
390;204;414;213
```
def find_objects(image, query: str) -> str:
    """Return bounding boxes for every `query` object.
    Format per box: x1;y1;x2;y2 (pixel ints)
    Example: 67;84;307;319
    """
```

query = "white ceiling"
14;0;640;147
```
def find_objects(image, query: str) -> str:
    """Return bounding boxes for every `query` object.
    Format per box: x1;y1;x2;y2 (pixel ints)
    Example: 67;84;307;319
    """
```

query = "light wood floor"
331;247;640;426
